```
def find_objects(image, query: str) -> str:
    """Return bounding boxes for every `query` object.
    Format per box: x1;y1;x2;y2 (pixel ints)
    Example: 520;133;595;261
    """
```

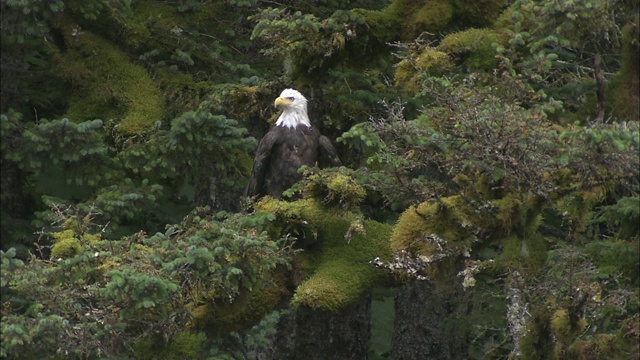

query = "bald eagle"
245;88;341;199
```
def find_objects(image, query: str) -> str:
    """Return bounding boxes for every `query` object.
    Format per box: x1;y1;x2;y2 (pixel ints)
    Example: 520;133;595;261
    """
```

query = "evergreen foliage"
1;0;638;358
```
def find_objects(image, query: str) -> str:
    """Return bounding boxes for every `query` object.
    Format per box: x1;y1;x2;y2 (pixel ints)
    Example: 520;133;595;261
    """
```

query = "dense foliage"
1;0;638;359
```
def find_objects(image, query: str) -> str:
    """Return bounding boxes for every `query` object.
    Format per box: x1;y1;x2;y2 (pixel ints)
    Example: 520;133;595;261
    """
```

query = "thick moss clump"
356;0;453;42
452;0;509;27
567;334;637;360
54;20;165;134
390;196;485;281
395;49;451;94
438;28;505;70
186;271;289;335
50;230;82;258
302;167;367;209
391;196;481;254
519;306;555;360
135;331;205;360
392;193;547;281
550;308;593;358
255;196;393;312
406;0;453;38
293;219;392;311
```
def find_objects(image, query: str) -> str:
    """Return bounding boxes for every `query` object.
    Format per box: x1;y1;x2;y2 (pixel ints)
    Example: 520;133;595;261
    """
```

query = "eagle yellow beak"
274;96;292;108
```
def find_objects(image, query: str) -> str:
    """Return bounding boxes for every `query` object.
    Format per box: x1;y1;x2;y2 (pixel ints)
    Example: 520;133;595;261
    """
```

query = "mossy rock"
438;28;504;70
53;19;165;134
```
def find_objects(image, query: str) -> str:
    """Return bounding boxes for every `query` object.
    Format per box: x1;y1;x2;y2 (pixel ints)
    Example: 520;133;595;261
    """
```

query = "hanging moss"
438;28;504;70
53;19;165;134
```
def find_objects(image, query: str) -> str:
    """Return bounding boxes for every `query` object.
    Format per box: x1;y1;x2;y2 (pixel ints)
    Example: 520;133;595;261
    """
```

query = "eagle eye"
285;97;295;101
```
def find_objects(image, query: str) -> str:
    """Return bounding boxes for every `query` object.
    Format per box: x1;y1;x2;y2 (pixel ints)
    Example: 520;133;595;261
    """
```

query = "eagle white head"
274;88;312;129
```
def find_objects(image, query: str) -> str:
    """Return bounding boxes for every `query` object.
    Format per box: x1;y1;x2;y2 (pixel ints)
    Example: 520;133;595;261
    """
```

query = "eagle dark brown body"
245;89;341;199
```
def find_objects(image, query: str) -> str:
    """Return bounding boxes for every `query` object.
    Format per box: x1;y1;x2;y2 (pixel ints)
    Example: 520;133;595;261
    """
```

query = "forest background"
1;0;639;359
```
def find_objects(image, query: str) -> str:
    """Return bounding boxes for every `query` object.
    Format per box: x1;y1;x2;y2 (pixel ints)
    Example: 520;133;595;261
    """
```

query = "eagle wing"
245;129;278;198
318;135;342;167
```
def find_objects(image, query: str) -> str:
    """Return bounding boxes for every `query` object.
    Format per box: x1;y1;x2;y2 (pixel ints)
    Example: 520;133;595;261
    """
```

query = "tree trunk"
391;281;467;360
263;292;372;360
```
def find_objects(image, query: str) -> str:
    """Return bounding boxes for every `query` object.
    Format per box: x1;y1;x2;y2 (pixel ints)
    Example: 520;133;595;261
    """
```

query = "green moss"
391;196;480;255
353;8;401;44
356;0;453;42
187;273;288;335
452;0;508;27
120;1;176;49
390;196;491;282
567;334;636;360
303;168;367;209
54;20;165;134
607;23;639;120
551;309;587;356
292;219;393;311
497;232;547;273
394;59;419;94
520;306;555;360
134;331;205;360
438;28;504;70
394;49;450;94
50;230;82;259
415;48;450;69
255;197;393;312
405;0;453;39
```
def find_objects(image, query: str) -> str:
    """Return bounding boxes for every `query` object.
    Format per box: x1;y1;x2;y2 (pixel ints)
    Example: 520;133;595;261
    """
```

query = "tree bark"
262;292;372;360
391;281;467;360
